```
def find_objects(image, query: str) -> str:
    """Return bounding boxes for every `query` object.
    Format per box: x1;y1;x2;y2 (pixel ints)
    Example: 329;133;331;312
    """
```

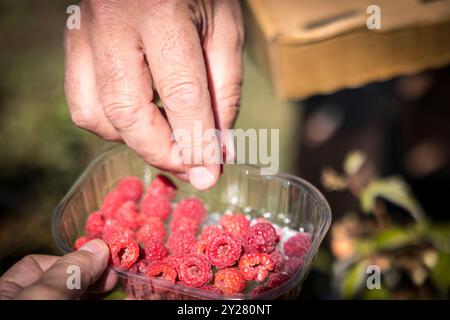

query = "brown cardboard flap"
248;0;450;45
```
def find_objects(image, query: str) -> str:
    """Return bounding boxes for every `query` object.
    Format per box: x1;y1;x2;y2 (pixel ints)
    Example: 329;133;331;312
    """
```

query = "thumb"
16;239;110;300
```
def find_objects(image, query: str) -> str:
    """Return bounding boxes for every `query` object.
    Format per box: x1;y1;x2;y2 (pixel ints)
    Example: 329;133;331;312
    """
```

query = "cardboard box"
244;0;450;100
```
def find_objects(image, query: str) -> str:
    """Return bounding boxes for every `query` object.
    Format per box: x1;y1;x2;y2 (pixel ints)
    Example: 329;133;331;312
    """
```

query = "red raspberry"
270;250;286;272
283;233;311;258
140;260;177;283
116;176;144;202
178;254;212;288
167;231;197;256
140;194;172;221
144;240;169;262
238;252;274;282
163;255;183;272
136;217;166;244
173;197;206;223
200;225;224;242
283;257;303;276
101;190;126;218
201;285;222;295
220;214;250;239
73;236;89;250
102;220;135;243
266;273;290;288
170;216;198;235
148;174;177;200
214;268;246;295
115;201;142;230
107;235;140;269
85;211;105;238
207;233;242;268
192;240;208;255
244;222;279;254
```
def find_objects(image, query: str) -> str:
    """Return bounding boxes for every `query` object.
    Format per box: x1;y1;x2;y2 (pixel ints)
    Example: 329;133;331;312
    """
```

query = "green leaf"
341;260;369;299
430;251;450;293
360;177;424;221
362;287;391;300
103;288;126;300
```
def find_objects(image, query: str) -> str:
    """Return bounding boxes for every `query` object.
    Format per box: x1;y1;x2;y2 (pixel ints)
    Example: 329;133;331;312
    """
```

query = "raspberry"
214;268;246;295
201;285;222;295
170;216;198;235
140;195;172;221
270;250;286;272
148;174;177;200
283;233;311;258
283;257;303;276
144;240;169;262
101;190;126;218
207;233;242;268
251;285;270;296
116;176;144;202
102;220;135;243
140;260;177;283
136;217;166;244
85;211;105;238
200;225;224;242
167;231;197;256
73;236;89;250
238;252;274;282
192;240;208;255
163;255;183;272
107;235;140;269
266;273;290;288
115;201;142;230
244;222;279;254
173;197;206;223
220;214;250;239
178;254;212;288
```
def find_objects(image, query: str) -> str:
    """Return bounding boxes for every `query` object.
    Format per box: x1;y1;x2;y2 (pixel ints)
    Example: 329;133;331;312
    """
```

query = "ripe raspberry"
207;233;242;268
251;285;270;296
163;255;183;272
116;176;144;202
144;240;169;262
220;214;250;239
102;220;135;243
178;254;212;288
140;194;172;221
73;236;89;250
140;260;177;283
173;197;206;223
200;225;224;242
266;273;290;288
201;285;222;295
238;252;274;282
244;222;279;254
170;216;198;235
107;235;140;269
192;240;208;255
115;201;142;230
283;233;311;258
136;217;166;244
85;211;105;238
148;174;177;200
214;268;246;295
101;190;126;218
167;231;197;256
270;250;286;272
283;257;303;276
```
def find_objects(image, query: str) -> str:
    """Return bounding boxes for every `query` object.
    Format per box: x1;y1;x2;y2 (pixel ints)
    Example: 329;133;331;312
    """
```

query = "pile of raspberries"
74;175;312;297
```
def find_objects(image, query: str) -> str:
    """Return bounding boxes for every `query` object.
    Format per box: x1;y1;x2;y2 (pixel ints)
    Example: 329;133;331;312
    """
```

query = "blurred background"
0;0;449;299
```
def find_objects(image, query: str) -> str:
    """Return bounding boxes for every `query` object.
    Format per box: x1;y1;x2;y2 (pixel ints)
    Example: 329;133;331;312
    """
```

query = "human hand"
0;239;116;300
64;0;244;190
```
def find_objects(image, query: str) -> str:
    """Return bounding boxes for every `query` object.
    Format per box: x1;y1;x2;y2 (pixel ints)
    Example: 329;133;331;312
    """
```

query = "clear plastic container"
52;146;331;300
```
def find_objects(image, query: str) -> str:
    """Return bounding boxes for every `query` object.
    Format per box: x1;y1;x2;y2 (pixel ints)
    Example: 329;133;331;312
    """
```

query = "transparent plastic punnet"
53;146;331;300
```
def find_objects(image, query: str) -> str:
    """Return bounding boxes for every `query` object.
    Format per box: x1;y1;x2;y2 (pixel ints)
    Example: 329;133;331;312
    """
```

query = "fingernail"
78;239;108;256
188;166;215;190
